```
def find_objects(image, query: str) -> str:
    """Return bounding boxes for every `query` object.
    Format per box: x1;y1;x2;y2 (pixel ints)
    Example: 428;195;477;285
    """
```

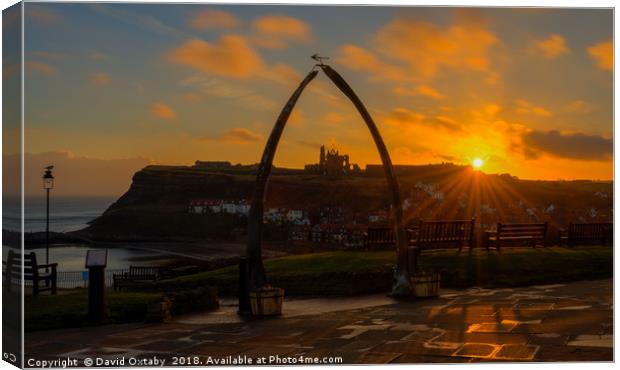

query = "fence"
3;268;129;289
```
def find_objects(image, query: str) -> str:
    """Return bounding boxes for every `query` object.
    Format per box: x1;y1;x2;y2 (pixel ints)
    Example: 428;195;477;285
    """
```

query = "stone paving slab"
24;279;613;365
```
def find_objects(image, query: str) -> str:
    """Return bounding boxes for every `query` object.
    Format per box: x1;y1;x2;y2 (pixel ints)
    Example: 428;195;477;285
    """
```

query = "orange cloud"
91;72;111;86
515;99;552;117
485;104;501;116
337;44;404;80
384;108;463;133
385;108;426;126
393;84;446;100
166;35;264;79
151;103;176;120
534;34;569;59
289;109;305;127
190;10;241;30
323;112;346;124
588;40;612;71
252;15;312;49
200;127;264;144
26;61;57;76
373;17;498;78
266;63;302;86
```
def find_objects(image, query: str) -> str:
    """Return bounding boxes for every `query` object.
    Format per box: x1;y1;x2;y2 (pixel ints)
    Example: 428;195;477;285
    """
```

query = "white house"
236;200;251;215
286;209;304;222
222;202;237;214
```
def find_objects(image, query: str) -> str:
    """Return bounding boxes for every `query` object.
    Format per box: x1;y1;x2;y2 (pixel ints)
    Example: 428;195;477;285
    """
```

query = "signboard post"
85;250;107;323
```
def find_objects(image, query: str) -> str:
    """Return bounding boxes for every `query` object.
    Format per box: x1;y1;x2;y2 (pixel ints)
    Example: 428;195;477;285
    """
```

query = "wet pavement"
25;279;613;365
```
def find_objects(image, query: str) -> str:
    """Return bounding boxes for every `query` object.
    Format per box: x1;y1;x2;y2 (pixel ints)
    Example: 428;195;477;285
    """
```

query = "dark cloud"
521;130;612;161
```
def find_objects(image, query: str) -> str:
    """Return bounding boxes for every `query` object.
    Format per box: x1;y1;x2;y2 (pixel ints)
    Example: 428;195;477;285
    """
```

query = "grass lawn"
158;246;613;295
20;289;163;332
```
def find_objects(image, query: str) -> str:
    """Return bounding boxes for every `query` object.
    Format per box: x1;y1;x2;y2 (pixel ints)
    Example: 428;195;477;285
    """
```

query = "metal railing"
3;268;129;289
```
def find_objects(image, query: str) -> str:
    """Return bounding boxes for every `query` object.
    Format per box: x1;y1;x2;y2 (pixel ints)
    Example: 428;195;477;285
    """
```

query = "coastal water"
3;196;116;233
2;245;165;271
3;196;172;272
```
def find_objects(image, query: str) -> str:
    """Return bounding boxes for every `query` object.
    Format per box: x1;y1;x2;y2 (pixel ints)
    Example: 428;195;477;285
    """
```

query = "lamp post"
43;166;54;270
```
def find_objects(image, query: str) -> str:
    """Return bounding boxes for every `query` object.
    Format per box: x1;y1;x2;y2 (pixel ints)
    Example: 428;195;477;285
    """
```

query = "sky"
4;4;614;195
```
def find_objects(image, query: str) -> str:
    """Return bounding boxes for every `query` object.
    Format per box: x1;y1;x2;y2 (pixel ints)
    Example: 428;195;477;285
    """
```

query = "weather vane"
311;53;330;66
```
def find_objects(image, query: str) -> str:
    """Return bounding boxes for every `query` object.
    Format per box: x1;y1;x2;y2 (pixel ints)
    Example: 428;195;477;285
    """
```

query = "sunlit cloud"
484;104;501;116
515;99;552;117
384;108;463;132
190;9;241;30
393;84;446;100
167;35;264;79
521;130;612;161
200;127;264;144
373;16;498;79
288;109;305;127
587;40;613;71
90;72;111;86
534;34;569;59
166;35;301;86
336;44;406;81
26;61;58;76
265;63;303;86
151;103;177;120
252;15;313;49
323;112;347;124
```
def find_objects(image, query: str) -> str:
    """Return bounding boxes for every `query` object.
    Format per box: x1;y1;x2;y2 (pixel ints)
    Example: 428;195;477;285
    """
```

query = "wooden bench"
560;222;612;246
4;250;57;296
113;265;161;291
412;218;476;251
364;227;416;249
485;222;547;250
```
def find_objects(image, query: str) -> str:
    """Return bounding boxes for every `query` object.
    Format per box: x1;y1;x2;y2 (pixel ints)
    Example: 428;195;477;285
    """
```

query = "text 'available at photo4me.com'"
26;355;345;368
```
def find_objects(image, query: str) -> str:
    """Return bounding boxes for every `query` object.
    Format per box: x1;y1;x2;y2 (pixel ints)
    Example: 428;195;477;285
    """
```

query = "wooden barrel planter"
411;271;440;298
250;287;284;315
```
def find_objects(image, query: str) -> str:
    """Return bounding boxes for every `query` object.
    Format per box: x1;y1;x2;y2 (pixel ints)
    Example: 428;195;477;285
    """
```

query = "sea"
2;196;169;273
3;196;116;233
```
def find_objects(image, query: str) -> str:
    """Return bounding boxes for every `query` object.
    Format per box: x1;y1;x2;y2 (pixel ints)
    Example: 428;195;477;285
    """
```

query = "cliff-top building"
305;145;361;176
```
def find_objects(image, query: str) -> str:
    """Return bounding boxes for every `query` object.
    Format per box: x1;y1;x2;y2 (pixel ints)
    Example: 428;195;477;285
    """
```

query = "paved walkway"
26;279;612;365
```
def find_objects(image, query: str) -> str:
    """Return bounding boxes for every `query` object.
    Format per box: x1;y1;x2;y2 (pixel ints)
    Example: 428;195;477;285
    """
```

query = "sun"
473;158;484;169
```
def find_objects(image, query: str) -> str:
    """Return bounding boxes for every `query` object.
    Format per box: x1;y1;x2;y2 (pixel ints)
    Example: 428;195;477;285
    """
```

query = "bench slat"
487;222;548;250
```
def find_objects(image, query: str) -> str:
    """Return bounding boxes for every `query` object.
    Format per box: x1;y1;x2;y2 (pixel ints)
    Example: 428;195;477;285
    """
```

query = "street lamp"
43;165;54;269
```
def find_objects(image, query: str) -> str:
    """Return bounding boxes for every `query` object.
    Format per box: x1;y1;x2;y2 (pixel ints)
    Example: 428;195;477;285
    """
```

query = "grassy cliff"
77;164;612;242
